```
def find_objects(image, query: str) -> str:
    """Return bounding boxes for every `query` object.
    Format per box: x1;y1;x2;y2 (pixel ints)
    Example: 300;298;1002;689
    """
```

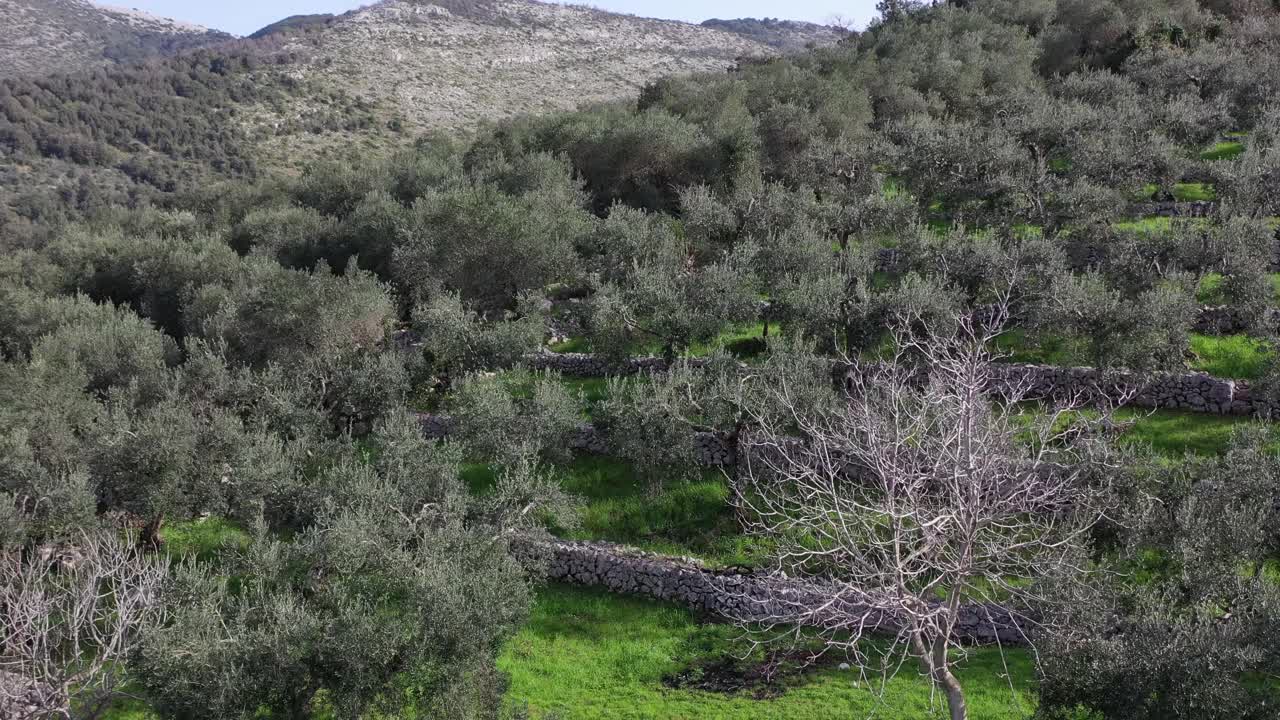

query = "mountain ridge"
701;17;850;52
240;0;815;167
0;0;846;235
0;0;232;76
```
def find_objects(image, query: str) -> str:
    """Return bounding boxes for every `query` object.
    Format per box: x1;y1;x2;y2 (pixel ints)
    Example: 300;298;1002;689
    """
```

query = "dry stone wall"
1193;305;1279;335
980;363;1268;416
524;538;1029;646
1127;200;1218;218
523;352;1275;418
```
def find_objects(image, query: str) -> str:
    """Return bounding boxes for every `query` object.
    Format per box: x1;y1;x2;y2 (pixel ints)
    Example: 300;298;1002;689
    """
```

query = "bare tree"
0;533;168;720
727;303;1122;720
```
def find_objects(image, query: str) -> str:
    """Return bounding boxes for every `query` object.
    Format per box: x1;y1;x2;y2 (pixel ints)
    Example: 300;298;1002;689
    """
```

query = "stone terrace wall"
525;538;1029;646
1193;306;1280;335
1127;200;1218;218
981;363;1269;416
1195;305;1250;335
523;352;1274;418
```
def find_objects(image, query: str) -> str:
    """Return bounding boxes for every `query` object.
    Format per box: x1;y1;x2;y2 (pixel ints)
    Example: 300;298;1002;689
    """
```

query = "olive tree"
585;214;760;361
132;414;569;720
0;357;102;546
410;291;546;383
395;181;591;313
1036;428;1280;720
228;205;336;270
1039;270;1197;371
1214;107;1280;219
593;368;702;494
446;369;582;467
186;260;395;370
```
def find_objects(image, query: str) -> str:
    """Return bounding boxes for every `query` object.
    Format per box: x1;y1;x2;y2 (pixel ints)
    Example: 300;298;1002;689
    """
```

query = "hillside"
0;0;816;221
247;12;341;39
0;0;231;76
7;2;1280;720
702;17;849;52
257;0;784;152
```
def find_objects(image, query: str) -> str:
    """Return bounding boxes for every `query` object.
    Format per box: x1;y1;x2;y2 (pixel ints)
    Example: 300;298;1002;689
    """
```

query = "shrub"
410;292;545;381
447;370;582;466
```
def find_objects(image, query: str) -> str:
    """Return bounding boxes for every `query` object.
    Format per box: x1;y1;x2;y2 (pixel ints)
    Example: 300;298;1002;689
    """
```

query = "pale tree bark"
0;532;168;720
721;293;1126;720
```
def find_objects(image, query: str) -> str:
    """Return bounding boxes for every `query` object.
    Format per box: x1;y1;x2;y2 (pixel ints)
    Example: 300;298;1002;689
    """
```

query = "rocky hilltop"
702;17;849;52
0;0;230;76
273;0;784;133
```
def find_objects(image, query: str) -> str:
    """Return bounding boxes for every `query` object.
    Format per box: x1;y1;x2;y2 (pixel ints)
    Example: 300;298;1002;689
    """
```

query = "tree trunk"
913;632;968;720
139;515;165;550
937;665;967;720
931;635;967;720
662;342;677;364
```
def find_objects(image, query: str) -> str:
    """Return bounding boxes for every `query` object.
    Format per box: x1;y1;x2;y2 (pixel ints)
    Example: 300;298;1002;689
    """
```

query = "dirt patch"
663;647;844;699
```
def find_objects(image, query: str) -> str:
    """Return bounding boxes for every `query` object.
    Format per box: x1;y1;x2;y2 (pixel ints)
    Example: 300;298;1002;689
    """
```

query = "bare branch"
723;299;1117;720
0;533;168;720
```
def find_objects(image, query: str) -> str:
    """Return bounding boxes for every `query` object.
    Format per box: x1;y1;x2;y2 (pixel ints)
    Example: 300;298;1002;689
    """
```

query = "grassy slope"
500;584;1040;720
996;328;1276;381
467;457;766;566
550;321;771;361
1120;409;1260;456
1201;141;1245;161
102;404;1254;720
1189;334;1273;379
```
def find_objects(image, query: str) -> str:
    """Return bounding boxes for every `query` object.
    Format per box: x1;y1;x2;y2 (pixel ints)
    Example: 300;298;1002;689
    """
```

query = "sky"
106;1;880;37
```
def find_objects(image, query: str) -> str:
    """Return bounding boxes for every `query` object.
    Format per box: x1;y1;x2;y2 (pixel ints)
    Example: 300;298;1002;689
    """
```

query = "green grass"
1201;141;1245;161
997;326;1276;381
560;376;612;415
1119;409;1260;456
1197;273;1224;304
1016;404;1256;457
1110;214;1213;234
1191;265;1280;305
1113;215;1176;233
500;371;645;419
993;329;1078;366
162;517;251;562
102;698;154;720
466;457;766;566
500;584;1040;720
1196;272;1280;305
468;407;1260;555
551;322;771;361
689;321;770;360
1137;182;1217;202
1174;182;1216;201
1189;334;1274;379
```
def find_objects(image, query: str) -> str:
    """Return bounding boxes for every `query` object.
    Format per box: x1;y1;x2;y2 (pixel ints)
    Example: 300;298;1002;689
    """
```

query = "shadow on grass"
501;584;1040;720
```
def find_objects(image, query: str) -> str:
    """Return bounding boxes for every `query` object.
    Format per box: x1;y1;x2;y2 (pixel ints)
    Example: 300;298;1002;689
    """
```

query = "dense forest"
5;1;1280;719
